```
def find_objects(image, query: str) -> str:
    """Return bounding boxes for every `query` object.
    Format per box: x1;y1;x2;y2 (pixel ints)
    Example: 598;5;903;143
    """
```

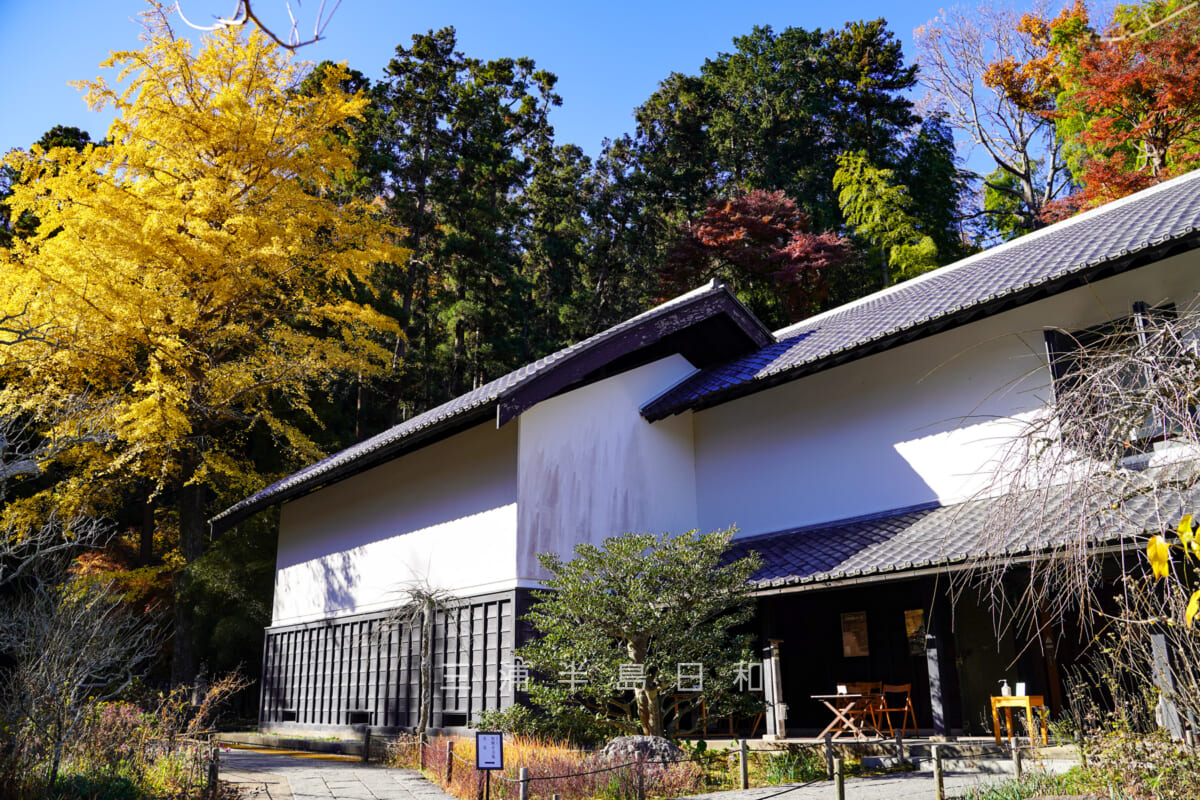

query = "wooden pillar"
1036;602;1064;715
762;639;786;739
925;594;959;739
1152;633;1184;739
925;632;947;737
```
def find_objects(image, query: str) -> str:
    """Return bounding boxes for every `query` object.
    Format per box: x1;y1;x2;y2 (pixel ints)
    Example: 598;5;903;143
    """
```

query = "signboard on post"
475;731;504;770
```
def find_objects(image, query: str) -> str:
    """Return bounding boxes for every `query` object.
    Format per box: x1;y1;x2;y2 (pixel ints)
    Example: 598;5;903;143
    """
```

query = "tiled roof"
729;472;1200;590
215;170;1200;532
211;280;770;531
643;170;1200;420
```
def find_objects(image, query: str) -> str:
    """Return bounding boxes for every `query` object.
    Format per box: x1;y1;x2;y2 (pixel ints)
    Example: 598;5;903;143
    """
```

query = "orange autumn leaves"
986;0;1200;216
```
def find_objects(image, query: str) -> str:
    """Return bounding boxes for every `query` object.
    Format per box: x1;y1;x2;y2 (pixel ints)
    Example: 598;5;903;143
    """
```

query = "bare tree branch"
962;301;1200;645
1101;2;1199;42
915;1;1073;235
0;570;165;788
174;0;343;50
385;576;461;736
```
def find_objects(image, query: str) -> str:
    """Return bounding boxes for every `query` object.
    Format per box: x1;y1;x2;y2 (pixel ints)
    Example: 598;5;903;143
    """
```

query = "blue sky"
3;0;979;159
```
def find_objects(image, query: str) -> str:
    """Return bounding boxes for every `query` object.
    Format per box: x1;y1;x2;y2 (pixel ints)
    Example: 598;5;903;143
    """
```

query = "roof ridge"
645;167;1200;419
773;169;1200;340
211;280;757;530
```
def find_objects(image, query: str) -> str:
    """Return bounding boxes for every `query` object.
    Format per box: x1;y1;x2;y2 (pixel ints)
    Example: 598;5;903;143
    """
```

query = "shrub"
394;734;705;800
0;671;246;799
754;746;826;784
475;705;607;748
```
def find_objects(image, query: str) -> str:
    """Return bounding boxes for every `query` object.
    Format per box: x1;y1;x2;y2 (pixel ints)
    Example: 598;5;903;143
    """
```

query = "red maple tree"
662;190;853;325
1067;11;1200;205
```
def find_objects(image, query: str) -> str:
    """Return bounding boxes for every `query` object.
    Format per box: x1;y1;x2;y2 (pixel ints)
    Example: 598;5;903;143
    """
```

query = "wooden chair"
878;683;918;736
844;682;884;734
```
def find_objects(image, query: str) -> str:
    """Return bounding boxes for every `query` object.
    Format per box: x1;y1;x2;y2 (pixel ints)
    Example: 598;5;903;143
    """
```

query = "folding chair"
844;682;884;735
878;683;918;736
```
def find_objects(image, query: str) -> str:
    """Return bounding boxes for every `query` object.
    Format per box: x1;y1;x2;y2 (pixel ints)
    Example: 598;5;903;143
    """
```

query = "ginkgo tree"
0;3;405;682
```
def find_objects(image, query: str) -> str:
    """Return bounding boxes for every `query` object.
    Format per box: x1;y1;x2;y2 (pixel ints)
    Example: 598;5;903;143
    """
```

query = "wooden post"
738;740;749;790
763;640;786;738
447;741;455;784
925;595;962;741
1010;741;1022;780
932;745;944;800
362;726;371;763
832;757;844;800
636;755;645;800
1152;633;1184;739
926;633;947;738
207;744;219;799
519;767;530;800
895;728;904;765
824;732;834;780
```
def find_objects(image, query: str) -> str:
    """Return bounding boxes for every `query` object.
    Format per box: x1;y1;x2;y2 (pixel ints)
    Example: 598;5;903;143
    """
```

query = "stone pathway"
218;747;1014;800
665;771;1011;800
219;748;457;800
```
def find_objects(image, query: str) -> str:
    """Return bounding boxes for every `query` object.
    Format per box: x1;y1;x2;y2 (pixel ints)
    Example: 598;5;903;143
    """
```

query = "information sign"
475;731;504;770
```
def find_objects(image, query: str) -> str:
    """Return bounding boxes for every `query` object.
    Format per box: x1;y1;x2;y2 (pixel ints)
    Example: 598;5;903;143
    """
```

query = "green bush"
959;769;1092;800
755;747;826;784
43;773;142;800
474;704;607;747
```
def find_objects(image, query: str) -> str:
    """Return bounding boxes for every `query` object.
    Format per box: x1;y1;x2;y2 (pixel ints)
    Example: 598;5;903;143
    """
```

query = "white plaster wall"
517;355;700;581
273;421;518;625
693;251;1200;538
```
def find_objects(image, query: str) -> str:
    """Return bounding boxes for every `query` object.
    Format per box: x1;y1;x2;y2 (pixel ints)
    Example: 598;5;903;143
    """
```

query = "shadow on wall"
272;549;364;622
276;422;518;569
318;549;360;618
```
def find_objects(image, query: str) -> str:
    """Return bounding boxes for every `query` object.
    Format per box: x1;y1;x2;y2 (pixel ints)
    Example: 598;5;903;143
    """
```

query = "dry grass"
389;734;705;800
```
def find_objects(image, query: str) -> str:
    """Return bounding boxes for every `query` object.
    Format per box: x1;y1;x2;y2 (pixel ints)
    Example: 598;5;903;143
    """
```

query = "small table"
991;695;1048;745
812;693;883;740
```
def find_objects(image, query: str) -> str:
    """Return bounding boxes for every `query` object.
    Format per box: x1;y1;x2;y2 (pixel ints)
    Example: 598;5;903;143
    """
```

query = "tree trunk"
417;601;433;734
47;719;63;790
635;687;664;737
140;490;155;566
172;458;208;686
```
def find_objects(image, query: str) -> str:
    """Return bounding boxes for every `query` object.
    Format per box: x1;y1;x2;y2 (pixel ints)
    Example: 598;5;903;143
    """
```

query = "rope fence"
383;733;844;800
309;729;993;800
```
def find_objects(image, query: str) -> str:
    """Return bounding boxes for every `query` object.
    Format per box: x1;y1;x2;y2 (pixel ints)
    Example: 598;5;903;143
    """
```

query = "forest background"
2;0;1199;705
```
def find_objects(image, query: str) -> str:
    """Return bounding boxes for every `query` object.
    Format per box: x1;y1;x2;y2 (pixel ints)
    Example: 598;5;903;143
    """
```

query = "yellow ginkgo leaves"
0;9;405;536
1179;514;1198;555
1148;534;1171;579
1146;515;1200;629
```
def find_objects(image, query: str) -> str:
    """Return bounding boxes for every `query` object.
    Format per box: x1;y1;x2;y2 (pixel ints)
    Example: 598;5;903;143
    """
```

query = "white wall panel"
517;356;700;580
274;422;518;625
693;252;1200;538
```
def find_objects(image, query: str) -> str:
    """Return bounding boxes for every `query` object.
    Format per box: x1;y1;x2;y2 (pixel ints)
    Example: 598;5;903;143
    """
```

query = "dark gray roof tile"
729;471;1200;590
212;280;769;531
644;171;1200;419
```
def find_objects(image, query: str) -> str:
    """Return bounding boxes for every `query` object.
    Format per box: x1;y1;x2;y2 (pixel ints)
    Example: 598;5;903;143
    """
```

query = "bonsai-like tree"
517;529;762;739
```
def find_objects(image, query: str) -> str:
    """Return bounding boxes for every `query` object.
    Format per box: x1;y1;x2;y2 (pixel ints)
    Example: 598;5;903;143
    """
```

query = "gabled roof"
642;169;1200;420
215;170;1200;533
210;280;771;532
